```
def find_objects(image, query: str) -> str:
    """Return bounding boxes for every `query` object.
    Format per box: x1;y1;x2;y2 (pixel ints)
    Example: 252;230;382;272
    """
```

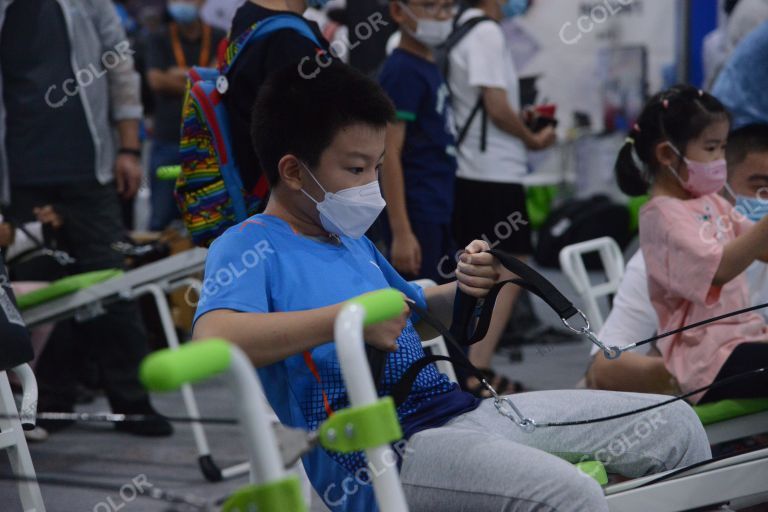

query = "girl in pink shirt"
614;85;768;403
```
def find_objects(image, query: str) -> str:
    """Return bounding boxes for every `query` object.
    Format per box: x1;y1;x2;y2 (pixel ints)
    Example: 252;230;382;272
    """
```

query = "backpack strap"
442;15;495;151
221;14;324;76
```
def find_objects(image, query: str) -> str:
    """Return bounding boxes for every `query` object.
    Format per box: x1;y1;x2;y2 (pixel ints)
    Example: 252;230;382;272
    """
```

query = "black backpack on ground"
534;195;632;270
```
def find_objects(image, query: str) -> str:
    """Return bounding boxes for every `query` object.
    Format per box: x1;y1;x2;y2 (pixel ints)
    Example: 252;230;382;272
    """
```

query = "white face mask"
399;2;453;48
300;163;386;239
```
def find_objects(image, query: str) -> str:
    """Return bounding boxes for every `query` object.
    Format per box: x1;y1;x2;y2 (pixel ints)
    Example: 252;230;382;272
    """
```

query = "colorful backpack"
176;15;323;247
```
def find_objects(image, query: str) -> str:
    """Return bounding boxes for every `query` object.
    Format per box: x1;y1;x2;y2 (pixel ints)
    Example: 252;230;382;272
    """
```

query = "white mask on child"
399;2;453;47
300;163;386;239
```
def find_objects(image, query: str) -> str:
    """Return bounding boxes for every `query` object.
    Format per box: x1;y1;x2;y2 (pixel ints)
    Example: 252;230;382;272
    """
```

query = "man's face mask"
300;163;386;239
726;183;768;222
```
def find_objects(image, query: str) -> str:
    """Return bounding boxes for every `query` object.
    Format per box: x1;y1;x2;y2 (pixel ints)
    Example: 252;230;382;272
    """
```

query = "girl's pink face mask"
667;145;728;197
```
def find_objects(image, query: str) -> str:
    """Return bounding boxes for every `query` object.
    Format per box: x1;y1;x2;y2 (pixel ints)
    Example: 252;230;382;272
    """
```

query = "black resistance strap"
391;249;768;427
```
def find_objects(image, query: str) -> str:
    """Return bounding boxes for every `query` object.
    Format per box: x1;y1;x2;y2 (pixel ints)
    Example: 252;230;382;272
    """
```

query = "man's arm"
91;0;143;122
381;121;421;276
146;66;188;95
91;0;143;198
586;352;680;395
114;119;142;199
482;87;555;150
715;215;768;283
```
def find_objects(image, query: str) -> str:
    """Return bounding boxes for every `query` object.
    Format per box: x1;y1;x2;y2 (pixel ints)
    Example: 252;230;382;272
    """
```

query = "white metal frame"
19;248;248;481
605;447;768;511
335;302;410;512
0;364;45;512
558;237;625;333
412;279;458;383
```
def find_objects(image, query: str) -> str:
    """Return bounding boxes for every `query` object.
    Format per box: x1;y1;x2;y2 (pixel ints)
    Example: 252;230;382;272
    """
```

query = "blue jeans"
148;140;181;231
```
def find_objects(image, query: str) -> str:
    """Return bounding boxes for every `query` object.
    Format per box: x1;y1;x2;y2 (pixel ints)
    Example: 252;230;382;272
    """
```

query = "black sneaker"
36;402;75;433
112;400;174;437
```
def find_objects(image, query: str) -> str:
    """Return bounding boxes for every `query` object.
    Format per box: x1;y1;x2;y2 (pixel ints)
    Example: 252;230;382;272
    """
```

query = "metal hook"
562;309;623;359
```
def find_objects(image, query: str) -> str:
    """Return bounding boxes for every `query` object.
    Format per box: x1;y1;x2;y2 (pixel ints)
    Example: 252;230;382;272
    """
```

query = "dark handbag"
6;224;74;282
0;255;34;371
534;195;632;270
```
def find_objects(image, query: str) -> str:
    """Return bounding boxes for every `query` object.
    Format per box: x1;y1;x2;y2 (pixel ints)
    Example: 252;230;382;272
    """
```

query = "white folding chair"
558;237;625;333
412;280;458;383
0;364;45;512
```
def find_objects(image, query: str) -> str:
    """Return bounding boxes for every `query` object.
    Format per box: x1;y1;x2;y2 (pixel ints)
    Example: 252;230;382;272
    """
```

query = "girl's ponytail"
614;135;649;196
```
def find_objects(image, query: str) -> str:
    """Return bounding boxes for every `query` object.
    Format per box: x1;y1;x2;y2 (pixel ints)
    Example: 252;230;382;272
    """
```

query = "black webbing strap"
456;97;484;147
450;250;579;346
392;299;488;406
392;250;578;405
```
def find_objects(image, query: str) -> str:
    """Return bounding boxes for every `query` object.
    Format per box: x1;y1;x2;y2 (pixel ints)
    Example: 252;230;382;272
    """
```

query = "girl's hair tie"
698;89;704;97
633;123;641;133
662;99;670;109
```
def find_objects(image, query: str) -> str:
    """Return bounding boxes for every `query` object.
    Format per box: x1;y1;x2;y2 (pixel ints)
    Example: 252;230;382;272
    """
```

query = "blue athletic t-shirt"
379;49;458;224
194;214;478;511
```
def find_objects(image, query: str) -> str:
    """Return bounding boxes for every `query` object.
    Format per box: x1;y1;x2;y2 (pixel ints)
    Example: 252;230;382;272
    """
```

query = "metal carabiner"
485;379;537;433
561;309;622;360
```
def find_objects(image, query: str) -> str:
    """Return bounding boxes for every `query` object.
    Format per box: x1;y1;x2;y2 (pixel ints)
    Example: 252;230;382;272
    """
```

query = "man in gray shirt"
0;0;171;436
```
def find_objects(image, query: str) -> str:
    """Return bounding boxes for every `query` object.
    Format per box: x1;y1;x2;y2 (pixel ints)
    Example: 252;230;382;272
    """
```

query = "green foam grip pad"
575;460;608;486
140;338;232;392
222;477;307;512
15;269;123;310
156;165;181;180
319;397;403;454
347;288;405;327
693;398;768;425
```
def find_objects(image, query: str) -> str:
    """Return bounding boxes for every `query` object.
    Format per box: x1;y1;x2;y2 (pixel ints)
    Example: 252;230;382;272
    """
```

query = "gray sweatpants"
399;390;711;512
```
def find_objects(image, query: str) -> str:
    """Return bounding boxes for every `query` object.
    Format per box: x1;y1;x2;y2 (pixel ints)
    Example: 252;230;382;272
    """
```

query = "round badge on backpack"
216;75;229;94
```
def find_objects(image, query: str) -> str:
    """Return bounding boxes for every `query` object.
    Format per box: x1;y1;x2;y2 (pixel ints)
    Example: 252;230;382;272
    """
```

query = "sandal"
466;368;526;398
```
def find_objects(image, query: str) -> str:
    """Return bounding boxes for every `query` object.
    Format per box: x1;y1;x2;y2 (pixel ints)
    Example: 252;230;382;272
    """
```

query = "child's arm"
416;241;501;337
381;121;421;276
193;303;408;368
714;215;768;286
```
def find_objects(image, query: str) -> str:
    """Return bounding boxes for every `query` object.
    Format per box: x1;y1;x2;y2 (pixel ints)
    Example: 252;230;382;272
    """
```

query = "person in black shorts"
446;0;555;395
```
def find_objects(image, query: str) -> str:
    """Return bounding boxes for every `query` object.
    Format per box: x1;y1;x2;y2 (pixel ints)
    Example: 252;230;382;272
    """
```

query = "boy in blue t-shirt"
378;0;458;283
193;63;710;512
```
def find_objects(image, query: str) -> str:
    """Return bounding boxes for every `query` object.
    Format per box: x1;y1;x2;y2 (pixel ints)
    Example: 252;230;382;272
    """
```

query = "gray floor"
0;265;761;511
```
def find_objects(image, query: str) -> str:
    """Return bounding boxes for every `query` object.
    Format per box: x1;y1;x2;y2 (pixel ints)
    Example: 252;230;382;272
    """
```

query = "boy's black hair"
614;85;729;196
251;62;395;187
726;123;768;170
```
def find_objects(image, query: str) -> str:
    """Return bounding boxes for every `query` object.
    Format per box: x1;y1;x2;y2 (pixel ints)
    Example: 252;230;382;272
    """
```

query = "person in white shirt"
447;0;555;395
587;124;768;392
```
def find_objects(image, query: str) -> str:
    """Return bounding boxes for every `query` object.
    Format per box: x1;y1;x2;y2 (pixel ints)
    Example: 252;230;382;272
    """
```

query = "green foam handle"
575;460;608;486
319;397;403;454
140;338;232;392
221;477;307;512
156;165;181;180
693;398;768;425
347;288;405;327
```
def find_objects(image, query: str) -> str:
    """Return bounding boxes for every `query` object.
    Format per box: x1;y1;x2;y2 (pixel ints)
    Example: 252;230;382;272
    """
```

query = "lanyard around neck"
170;22;211;68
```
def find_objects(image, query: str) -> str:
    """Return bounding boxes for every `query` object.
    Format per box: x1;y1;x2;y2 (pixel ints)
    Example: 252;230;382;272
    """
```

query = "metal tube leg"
136;285;212;465
134;282;251;481
0;373;45;512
